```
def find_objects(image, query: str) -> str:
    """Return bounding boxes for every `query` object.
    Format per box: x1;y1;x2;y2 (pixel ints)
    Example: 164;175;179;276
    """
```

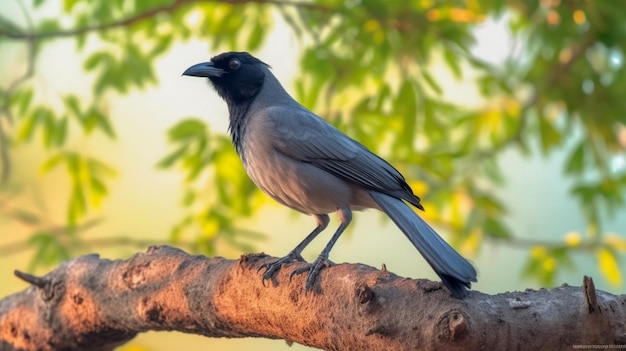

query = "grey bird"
183;52;477;298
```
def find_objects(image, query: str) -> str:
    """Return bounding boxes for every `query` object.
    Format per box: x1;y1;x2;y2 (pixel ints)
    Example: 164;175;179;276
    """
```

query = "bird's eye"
229;58;241;70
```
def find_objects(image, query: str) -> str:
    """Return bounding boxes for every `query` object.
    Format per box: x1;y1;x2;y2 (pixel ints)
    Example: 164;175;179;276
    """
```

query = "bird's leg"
291;208;352;292
259;214;330;283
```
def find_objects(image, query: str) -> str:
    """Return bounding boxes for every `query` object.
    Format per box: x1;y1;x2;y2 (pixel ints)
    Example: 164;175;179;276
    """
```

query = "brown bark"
0;246;624;350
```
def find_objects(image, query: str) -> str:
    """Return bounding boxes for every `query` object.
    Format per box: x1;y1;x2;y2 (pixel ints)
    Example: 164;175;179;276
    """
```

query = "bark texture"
0;246;625;350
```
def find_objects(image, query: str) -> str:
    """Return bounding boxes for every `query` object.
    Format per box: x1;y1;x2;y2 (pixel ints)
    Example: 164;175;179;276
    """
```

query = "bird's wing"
263;106;422;207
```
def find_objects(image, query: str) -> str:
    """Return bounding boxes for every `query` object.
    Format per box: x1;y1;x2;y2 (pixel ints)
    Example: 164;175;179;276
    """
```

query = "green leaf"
247;21;264;50
65;152;80;178
82;107;116;139
484;217;511;239
481;157;505;185
63;0;79;12
397;80;417;117
34;0;48;9
564;140;586;175
474;193;506;216
17;112;38;142
54;117;68;147
63;95;82;118
68;183;87;225
396;80;417;146
37;19;60;33
156;146;188;169
18;107;55;144
375;84;390;112
41;108;56;148
89;177;108;196
151;36;173;57
83;52;113;72
40;153;65;173
27;231;70;270
87;157;117;177
168;119;207;141
537;115;561;153
27;232;53;271
89;177;108;207
93;2;113;23
421;70;443;95
14;88;33;116
94;110;116;139
522;246;557;287
75;15;91;50
185;152;205;181
183;191;195;206
443;47;462;79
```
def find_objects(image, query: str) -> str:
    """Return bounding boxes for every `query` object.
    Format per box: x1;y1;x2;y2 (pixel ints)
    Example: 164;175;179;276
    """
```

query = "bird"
183;51;477;298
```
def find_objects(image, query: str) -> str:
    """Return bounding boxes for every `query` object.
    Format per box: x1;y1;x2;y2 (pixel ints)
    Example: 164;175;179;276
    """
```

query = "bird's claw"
289;256;333;292
258;251;306;284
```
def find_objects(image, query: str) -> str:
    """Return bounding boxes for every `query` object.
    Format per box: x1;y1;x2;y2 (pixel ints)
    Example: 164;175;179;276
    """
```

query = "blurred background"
1;0;625;350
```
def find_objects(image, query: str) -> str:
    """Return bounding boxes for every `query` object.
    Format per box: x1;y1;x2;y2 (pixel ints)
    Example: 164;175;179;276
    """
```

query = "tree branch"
487;235;598;251
0;213;103;257
0;0;327;41
0;0;192;40
0;246;624;350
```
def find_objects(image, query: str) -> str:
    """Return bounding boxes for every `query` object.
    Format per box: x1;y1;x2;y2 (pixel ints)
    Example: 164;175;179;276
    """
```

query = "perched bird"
183;52;477;298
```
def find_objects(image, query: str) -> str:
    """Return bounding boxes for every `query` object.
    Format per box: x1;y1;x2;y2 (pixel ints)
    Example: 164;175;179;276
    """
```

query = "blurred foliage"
156;118;267;254
0;0;625;290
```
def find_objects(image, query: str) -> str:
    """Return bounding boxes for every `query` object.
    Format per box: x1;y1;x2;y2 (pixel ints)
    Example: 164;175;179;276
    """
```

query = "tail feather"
369;191;477;298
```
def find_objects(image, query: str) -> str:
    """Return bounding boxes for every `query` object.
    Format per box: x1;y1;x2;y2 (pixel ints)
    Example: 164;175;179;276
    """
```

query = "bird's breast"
239;131;376;215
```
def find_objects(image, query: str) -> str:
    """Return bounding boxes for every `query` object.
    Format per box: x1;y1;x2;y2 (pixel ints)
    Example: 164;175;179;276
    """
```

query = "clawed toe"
289;257;332;292
258;252;306;284
258;252;333;292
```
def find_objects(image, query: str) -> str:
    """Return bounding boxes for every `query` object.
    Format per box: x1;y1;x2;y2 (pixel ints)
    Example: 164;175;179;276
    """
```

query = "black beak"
182;61;225;78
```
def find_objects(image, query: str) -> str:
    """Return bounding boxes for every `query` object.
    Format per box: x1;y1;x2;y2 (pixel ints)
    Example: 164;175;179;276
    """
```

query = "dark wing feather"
264;106;423;209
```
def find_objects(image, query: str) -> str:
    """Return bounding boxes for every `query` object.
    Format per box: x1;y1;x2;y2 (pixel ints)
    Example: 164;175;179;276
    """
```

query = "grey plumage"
367;191;477;298
183;51;477;298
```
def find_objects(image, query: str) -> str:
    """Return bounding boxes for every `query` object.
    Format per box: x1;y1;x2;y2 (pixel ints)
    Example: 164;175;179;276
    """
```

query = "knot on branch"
436;309;470;342
356;283;375;304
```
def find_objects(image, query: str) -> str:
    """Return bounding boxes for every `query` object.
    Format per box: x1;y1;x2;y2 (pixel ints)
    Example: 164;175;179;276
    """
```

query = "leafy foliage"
156;118;266;253
0;0;624;289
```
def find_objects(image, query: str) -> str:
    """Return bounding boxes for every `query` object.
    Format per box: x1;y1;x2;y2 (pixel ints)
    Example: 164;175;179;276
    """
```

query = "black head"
183;52;269;105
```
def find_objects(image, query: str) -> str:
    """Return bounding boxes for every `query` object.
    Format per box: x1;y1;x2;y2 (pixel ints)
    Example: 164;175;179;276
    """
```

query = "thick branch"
1;246;625;350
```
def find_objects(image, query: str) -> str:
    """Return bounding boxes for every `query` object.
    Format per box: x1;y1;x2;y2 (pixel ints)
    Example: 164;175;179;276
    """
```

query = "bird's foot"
289;256;334;292
258;251;306;285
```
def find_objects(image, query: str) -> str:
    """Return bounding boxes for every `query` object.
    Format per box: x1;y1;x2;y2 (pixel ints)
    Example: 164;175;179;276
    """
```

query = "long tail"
368;191;477;298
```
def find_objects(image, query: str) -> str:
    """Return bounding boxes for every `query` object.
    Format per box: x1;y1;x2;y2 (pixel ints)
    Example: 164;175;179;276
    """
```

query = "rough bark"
0;246;624;351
